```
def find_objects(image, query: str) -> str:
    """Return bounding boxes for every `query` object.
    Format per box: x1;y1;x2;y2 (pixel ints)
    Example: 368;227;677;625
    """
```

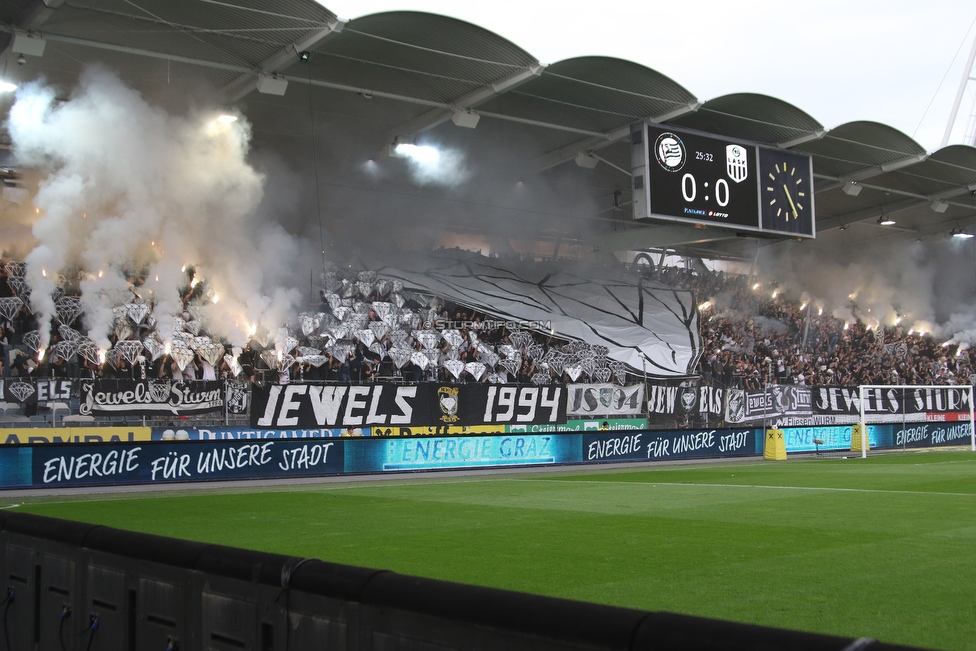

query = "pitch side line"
514;479;976;498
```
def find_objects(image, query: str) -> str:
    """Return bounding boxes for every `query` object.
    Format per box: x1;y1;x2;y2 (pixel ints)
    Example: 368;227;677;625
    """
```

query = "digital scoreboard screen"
630;122;815;238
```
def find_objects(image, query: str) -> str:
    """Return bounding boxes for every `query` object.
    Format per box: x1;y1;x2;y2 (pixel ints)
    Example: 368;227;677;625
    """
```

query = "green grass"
12;451;976;650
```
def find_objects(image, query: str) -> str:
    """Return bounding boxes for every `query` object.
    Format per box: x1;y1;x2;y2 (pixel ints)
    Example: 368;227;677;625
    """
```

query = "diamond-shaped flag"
464;362;486;381
389;347;412;369
564;365;582;382
126;302;149;325
0;297;23;321
443;359;465;380
114;340;144;365
410;351;429;370
355;329;376;347
56;297;83;325
23;330;41;352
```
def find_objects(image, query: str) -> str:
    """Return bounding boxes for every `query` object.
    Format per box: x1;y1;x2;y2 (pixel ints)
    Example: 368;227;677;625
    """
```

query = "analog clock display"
759;148;814;236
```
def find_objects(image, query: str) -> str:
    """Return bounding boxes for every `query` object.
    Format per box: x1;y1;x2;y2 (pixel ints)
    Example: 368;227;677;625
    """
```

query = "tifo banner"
567;383;644;416
252;384;433;428
251;384;567;429
646;383;726;418
813;386;974;420
458;385;567;426
725;386;812;424
79;379;224;416
2;427;151;446
0;378;74;404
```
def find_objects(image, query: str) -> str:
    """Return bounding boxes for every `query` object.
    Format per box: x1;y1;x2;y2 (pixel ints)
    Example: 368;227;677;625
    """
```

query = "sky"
323;0;976;153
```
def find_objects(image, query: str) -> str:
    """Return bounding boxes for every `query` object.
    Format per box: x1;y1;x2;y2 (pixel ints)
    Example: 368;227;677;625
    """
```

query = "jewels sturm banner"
79;380;224;416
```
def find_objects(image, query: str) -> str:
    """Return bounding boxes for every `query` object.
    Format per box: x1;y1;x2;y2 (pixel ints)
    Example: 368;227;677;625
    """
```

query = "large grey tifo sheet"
374;251;701;377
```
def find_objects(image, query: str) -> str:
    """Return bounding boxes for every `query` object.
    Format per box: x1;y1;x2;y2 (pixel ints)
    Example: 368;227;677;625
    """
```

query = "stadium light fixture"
452;108;480;129
0;81;16;92
841;181;862;196
575;151;600;169
217;114;238;123
878;215;896;226
951;228;974;239
384;136;440;163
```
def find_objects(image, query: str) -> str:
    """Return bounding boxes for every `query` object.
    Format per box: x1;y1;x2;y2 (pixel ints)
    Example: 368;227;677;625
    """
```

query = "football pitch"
10;450;976;651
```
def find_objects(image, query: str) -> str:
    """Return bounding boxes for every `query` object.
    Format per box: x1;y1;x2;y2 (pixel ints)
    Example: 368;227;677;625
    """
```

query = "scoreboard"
630;122;815;238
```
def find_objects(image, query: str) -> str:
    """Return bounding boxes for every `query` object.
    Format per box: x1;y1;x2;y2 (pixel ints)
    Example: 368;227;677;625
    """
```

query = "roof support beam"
219;17;347;102
524;101;702;175
814;153;929;194
818;182;976;230
383;63;545;141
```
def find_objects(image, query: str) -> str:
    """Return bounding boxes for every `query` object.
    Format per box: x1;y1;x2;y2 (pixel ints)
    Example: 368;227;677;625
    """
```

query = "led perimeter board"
630;122;816;238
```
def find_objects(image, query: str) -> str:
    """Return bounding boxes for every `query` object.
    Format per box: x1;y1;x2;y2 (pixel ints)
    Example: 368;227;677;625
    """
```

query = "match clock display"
631;122;815;238
759;147;815;235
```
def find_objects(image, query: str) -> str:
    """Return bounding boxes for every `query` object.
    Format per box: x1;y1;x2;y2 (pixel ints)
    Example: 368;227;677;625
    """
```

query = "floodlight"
952;229;974;239
396;142;439;163
878;215;895;226
0;81;16;93
299;51;310;62
217;114;238;123
841;181;862;196
931;200;949;213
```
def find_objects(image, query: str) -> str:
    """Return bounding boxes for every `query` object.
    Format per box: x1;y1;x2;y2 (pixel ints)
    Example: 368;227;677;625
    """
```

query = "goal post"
858;385;976;459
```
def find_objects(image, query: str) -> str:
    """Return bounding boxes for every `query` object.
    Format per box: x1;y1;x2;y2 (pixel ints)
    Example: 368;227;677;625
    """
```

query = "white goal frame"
858;385;976;459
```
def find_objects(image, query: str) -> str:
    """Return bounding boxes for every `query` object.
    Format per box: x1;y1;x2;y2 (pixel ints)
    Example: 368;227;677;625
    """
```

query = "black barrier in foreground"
0;512;925;651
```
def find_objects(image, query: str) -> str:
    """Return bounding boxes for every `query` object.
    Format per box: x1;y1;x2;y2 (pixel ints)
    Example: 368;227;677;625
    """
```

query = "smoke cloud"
759;236;976;344
5;68;311;350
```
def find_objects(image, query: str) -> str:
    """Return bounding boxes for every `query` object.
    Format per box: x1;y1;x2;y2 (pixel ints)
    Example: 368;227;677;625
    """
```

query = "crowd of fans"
1;259;973;389
654;266;974;388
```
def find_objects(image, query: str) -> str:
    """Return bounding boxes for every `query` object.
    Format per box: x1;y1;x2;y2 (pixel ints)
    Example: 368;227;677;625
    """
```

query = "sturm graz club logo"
437;386;460;423
654;132;686;172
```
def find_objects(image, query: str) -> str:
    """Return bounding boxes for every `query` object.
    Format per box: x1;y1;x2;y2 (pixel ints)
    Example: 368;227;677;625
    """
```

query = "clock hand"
783;184;799;219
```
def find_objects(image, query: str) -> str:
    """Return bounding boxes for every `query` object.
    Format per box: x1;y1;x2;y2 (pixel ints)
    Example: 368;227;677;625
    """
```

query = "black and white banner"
725;386;812;424
80;380;224;416
0;378;74;404
813;386;973;420
251;383;568;429
567;383;644;416
252;384;430;429
646;383;726;418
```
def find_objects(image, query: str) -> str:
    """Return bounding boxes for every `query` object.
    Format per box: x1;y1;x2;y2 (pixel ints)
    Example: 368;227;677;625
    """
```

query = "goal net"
855;385;976;458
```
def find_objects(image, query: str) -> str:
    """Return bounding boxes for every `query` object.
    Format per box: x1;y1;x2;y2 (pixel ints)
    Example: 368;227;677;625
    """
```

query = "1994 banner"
251;383;567;429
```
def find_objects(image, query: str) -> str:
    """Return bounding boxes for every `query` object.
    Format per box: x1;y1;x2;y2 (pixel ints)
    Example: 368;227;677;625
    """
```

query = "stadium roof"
2;0;976;262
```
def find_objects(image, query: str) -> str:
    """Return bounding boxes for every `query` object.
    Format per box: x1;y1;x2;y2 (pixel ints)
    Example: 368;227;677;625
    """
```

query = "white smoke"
762;237;976;343
5;68;309;350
